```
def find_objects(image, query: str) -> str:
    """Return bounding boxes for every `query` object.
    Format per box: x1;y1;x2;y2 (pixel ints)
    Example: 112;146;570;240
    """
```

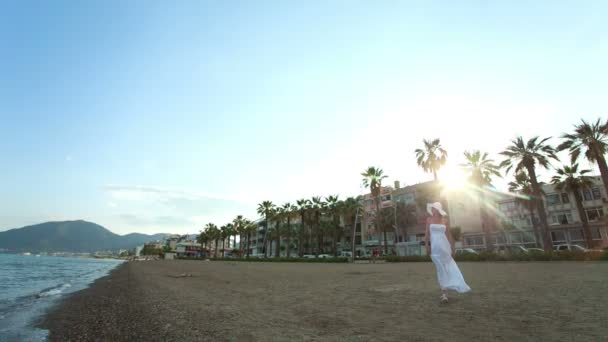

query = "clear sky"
1;1;606;234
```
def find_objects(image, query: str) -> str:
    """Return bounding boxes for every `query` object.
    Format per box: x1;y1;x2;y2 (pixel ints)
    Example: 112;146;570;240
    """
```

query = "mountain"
0;220;167;252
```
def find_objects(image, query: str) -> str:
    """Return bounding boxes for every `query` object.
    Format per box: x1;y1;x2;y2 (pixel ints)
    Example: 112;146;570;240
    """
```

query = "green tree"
415;138;447;181
204;223;220;258
341;196;363;258
282;202;297;257
257;201;275;258
296;199;311;256
558;118;608;198
310;196;326;256
500;136;558;252
325;195;342;256
232;215;245;257
551;163;595;248
460;150;501;251
508;171;545;247
361;166;389;254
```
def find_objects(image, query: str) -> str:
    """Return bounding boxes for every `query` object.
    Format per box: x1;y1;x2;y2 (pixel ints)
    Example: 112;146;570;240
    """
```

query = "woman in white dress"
425;202;471;303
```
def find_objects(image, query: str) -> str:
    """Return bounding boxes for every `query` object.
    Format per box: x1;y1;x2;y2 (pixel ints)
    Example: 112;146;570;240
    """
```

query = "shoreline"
37;261;162;341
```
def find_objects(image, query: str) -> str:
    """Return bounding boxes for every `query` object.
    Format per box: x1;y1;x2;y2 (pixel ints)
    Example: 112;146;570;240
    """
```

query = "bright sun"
439;164;469;190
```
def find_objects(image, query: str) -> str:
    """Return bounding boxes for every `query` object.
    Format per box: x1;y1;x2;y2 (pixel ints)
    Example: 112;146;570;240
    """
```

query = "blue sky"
1;1;607;234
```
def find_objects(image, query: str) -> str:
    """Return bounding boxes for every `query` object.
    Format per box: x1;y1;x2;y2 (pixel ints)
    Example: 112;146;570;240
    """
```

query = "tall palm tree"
325;195;341;256
460;150;501;251
500;136;558;252
243;219;256;258
220;224;231;258
551;164;595;248
271;207;282;258
361;166;389;254
310;196;326;256
558;118;608;197
257;201;275;258
342;196;363;257
508;171;545;247
204;223;220;258
232;215;245;257
415;138;448;181
296;199;311;256
197;229;210;257
282;202;297;258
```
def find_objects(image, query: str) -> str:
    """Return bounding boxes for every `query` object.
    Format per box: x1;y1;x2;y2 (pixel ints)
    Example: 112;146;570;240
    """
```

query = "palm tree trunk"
573;191;593;248
246;233;251;258
433;169;438;181
595;154;608;201
286;217;291;258
527;166;553;252
477;177;493;251
275;223;281;258
528;204;541;248
262;217;268;258
377;198;388;255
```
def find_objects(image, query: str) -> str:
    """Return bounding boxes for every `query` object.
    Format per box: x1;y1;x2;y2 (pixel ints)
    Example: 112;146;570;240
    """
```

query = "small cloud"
65;155;73;162
107;202;118;208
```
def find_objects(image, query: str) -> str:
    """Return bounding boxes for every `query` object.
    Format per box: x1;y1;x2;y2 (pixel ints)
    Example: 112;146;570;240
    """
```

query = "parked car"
553;244;598;253
455;248;478;255
302;254;316;259
526;248;545;254
317;254;332;258
340;251;353;257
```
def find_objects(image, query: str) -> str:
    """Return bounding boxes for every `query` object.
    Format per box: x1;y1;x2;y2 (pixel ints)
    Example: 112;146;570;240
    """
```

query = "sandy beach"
40;260;608;341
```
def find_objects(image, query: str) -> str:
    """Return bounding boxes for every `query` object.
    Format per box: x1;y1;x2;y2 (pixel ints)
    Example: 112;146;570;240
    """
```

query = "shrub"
384;255;430;262
209;257;349;263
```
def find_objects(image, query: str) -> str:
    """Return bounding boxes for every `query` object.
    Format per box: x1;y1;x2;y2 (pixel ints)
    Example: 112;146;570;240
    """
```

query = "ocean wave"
36;283;71;298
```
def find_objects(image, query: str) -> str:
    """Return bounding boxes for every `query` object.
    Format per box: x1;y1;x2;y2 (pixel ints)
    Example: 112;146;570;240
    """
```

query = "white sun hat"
427;202;447;216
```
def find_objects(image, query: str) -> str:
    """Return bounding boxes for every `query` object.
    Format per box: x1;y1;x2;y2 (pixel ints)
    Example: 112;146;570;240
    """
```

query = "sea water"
0;253;123;341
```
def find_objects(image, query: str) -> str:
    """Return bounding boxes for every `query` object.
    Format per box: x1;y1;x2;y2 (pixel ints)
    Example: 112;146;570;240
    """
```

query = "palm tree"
415;138;448;181
257;201;275;258
551;164;595;248
500;136;558;252
558;118;608;197
220;224;231;258
271;207;282;258
204;223;220;258
310;196;326;256
361;166;389;254
296;199;310;256
342;196;363;258
508;171;545;247
282;202;297;258
232;215;245;257
460;150;501;251
325;195;341;256
243;219;256;258
197;229;210;257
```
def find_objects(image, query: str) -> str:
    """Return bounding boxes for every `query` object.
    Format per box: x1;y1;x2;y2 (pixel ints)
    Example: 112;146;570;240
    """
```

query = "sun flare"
439;164;469;190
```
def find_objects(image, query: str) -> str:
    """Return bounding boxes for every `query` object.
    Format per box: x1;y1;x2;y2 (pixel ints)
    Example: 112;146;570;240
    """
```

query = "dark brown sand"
40;260;608;341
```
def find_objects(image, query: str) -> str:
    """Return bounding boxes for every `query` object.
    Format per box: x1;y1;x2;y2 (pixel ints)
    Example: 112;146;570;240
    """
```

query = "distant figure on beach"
425;202;471;303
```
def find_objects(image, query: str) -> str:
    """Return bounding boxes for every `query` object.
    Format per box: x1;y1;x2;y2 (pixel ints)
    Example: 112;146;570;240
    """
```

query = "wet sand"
40;260;608;341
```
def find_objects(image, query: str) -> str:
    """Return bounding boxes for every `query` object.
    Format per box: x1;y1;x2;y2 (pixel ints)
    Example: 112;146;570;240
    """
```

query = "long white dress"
430;223;471;293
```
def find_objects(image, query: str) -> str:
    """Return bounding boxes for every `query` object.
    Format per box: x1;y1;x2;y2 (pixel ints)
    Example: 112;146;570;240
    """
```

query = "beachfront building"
469;176;608;250
175;241;203;258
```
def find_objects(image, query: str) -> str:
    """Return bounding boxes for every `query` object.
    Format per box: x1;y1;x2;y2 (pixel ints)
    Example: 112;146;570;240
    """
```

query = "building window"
551;230;566;243
522;232;536;243
381;194;391;202
493;234;506;245
545;194;560;206
550;212;572;225
569;229;584;241
586;207;604;221
592;228;602;240
510;232;523;244
499;202;516;211
582;190;593;201
465;236;484;246
592;187;602;200
560;193;569;203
